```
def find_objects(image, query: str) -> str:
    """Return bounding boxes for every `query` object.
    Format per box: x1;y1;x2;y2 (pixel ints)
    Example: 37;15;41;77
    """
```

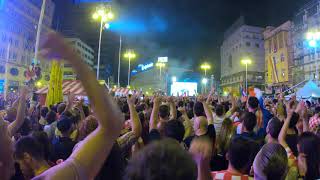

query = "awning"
36;80;86;95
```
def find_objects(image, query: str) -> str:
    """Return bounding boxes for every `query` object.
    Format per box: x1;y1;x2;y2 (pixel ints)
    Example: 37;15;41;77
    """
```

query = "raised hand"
197;95;206;102
127;94;137;105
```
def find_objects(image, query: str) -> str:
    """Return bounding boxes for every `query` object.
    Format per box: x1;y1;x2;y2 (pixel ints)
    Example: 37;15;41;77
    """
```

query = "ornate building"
263;21;293;93
0;0;55;93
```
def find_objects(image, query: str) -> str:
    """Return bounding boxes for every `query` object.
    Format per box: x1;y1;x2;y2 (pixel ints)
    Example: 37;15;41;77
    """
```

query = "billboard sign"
139;63;154;71
158;57;168;63
131;62;154;76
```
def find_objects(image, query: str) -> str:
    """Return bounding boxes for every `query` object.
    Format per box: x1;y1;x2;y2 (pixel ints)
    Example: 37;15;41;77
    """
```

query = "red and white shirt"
211;170;253;180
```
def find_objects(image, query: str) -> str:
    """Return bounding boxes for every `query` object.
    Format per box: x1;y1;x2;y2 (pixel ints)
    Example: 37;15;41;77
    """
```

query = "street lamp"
306;31;320;81
156;62;166;79
202;78;208;84
241;58;252;94
124;49;136;87
92;5;114;80
200;63;211;94
200;63;211;76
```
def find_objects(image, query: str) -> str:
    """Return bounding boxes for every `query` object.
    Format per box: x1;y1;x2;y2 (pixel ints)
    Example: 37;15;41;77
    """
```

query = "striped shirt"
211;170;253;180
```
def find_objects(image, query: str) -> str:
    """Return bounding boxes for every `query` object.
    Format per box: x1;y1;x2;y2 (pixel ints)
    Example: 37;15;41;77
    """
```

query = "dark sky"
54;0;310;81
111;0;309;77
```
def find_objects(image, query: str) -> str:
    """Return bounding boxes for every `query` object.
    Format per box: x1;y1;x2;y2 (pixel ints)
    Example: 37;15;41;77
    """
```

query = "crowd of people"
0;33;319;180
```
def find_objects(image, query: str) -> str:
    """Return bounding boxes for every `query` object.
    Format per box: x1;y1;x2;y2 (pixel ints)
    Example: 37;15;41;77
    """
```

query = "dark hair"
178;101;184;107
298;132;320;180
124;139;197;180
254;143;288;180
306;101;311;107
242;112;257;132
289;112;299;129
272;99;278;105
45;111;56;125
14;136;44;161
188;101;195;110
57;116;72;133
31;131;52;161
57;103;66;114
50;104;57;113
164;120;185;142
82;105;90;117
194;102;205;117
248;97;259;109
215;104;224;117
18;118;32;136
315;106;320;114
159;105;170;119
228;137;252;172
267;117;283;139
121;103;129;114
40;107;49;118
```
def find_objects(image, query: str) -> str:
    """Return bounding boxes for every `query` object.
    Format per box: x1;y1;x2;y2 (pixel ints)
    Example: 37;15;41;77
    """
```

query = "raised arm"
178;107;192;139
149;96;161;131
127;95;142;137
168;96;177;120
39;33;123;179
8;87;28;137
278;102;294;148
64;92;74;113
199;96;213;125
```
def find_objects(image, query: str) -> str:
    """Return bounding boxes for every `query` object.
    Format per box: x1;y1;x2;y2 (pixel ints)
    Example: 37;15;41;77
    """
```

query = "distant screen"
171;82;197;96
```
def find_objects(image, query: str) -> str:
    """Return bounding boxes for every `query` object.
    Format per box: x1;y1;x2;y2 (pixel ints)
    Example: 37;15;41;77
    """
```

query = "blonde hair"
216;118;235;154
78;115;98;141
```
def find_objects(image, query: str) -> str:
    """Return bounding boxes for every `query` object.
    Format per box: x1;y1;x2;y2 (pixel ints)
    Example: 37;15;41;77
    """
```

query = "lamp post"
92;5;114;80
156;62;166;80
200;63;211;94
124;50;136;87
241;58;252;94
200;63;211;76
306;31;320;81
202;78;208;94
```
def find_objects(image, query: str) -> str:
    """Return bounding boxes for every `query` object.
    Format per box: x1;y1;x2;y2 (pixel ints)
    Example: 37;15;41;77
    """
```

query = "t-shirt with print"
211;170;253;180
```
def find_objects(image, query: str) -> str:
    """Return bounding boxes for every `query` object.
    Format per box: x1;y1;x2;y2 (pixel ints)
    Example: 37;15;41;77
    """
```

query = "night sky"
54;0;310;81
112;0;309;77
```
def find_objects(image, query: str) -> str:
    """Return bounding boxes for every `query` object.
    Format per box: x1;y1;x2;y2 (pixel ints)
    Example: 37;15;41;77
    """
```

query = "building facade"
64;38;95;80
292;0;320;85
220;17;265;95
0;0;55;92
263;21;294;93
